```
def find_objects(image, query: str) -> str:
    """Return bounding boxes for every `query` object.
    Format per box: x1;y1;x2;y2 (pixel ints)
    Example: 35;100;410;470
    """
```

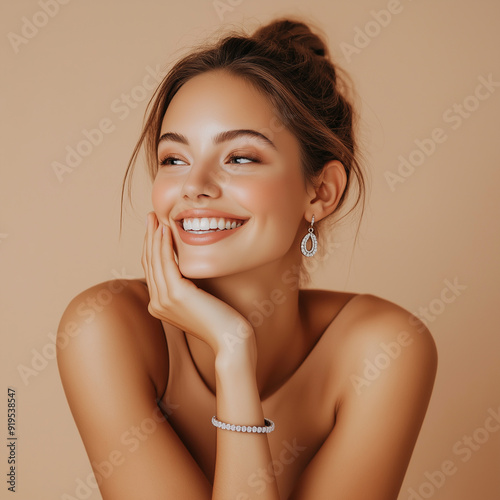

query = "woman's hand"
142;211;256;362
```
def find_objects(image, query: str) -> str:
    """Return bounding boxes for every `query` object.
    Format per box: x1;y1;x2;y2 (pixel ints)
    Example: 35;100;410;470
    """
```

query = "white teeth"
199;218;210;230
182;217;246;232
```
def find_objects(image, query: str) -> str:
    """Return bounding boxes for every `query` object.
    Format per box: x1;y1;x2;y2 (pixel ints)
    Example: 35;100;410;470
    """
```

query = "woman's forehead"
159;71;296;151
162;71;277;127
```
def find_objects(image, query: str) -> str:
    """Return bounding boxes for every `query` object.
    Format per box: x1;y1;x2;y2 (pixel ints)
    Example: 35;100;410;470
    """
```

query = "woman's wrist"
214;333;257;375
214;338;263;423
212;318;256;359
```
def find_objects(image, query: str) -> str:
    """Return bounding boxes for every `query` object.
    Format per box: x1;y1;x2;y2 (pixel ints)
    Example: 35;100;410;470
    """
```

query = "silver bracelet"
211;416;275;433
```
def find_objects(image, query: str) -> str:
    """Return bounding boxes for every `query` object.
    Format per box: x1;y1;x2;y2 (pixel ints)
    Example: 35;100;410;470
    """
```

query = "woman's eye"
159;156;187;166
228;155;260;164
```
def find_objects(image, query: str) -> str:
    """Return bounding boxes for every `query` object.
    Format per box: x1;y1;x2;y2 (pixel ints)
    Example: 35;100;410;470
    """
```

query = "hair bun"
252;19;329;58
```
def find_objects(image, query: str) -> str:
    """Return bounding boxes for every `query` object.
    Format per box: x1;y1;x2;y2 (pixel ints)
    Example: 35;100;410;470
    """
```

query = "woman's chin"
178;260;219;280
178;258;247;281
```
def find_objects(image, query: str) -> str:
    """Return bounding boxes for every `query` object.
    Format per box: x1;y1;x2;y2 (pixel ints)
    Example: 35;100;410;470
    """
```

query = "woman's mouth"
175;216;248;245
181;217;245;233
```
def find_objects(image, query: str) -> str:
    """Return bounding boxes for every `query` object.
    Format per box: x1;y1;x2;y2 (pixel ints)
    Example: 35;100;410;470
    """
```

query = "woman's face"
152;69;313;279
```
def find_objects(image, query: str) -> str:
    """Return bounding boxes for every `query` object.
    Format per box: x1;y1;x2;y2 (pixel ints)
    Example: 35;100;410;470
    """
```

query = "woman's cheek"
233;175;289;213
151;177;175;214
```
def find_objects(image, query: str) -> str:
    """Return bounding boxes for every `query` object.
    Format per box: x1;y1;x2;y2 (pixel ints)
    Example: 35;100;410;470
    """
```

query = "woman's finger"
141;214;149;275
143;211;159;305
159;224;185;291
150;218;169;299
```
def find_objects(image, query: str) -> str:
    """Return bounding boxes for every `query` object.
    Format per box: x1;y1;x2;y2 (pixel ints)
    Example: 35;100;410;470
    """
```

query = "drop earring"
300;215;318;257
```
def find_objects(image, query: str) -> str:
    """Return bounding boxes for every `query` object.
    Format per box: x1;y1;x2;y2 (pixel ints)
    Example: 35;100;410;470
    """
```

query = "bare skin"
57;70;437;499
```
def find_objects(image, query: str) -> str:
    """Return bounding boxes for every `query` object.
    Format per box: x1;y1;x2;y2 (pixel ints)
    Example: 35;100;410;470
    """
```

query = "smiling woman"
56;17;437;500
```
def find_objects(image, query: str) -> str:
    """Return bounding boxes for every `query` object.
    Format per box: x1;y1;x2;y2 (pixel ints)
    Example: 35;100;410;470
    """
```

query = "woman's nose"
181;162;223;202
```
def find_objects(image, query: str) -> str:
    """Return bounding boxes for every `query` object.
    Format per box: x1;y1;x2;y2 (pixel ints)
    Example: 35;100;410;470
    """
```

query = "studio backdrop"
1;0;499;499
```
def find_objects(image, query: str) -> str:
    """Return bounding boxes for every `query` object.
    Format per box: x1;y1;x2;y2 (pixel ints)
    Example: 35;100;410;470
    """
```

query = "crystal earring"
300;215;318;257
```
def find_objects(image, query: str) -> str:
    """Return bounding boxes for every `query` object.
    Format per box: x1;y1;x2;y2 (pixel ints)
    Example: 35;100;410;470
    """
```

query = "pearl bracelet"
211;416;275;434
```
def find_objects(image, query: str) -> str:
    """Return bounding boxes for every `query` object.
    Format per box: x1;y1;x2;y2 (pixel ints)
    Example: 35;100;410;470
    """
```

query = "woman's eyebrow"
157;129;277;150
215;129;277;150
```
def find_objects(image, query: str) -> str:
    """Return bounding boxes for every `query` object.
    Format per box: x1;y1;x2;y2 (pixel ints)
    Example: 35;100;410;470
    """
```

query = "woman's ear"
304;160;347;221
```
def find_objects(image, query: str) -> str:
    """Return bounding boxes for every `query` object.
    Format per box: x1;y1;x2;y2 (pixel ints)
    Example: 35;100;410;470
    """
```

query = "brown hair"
121;18;367;284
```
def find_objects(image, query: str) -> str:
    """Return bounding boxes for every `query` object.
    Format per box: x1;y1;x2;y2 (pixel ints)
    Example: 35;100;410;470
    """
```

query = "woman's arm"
56;280;212;500
143;214;282;499
288;295;438;500
211;333;281;500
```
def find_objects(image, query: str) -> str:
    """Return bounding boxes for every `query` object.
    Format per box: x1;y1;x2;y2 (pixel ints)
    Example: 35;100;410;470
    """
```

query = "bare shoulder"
56;280;212;498
327;292;438;402
335;292;438;354
290;295;438;499
306;289;437;350
57;278;168;399
303;290;438;396
296;292;439;499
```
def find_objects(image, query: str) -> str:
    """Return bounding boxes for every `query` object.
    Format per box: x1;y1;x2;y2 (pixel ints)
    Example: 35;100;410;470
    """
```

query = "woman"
57;18;437;500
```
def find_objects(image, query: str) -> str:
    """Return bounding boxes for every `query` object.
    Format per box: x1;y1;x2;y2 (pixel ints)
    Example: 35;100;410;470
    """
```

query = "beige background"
1;0;499;498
